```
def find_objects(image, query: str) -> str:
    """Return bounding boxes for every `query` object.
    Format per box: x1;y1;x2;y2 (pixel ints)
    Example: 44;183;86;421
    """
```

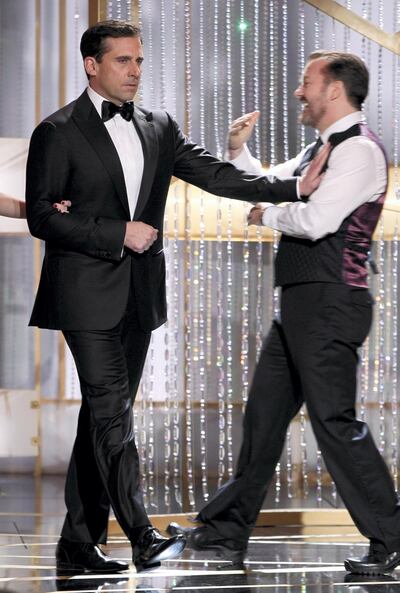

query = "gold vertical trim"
88;0;108;26
59;0;67;108
131;0;140;24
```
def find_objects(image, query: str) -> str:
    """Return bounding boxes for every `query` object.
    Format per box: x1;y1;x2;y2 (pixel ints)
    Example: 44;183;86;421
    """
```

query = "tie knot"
101;100;134;122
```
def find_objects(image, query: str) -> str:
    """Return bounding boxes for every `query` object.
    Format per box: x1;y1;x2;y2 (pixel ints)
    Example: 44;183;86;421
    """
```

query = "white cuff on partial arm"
225;144;264;175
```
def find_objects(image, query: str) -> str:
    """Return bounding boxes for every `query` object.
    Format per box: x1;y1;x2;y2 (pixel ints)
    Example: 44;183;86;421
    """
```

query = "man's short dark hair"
308;50;369;109
80;20;142;62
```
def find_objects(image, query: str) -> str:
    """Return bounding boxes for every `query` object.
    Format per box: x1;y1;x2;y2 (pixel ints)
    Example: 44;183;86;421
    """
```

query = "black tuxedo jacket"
26;91;298;331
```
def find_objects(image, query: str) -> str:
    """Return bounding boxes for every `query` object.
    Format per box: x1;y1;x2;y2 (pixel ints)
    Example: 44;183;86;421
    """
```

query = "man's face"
294;59;331;129
85;36;143;104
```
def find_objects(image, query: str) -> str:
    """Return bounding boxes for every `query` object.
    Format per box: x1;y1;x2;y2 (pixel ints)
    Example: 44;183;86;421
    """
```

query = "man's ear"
84;56;97;78
329;80;344;102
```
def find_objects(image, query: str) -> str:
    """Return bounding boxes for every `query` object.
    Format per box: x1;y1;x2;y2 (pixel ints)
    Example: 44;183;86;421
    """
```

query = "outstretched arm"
0;194;26;218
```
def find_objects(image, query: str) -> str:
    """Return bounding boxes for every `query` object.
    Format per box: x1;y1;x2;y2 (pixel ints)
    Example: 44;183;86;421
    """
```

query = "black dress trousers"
60;290;151;544
198;282;400;554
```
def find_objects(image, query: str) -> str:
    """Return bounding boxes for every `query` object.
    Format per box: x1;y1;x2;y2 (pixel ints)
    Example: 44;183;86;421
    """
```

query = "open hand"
299;143;331;197
227;111;260;160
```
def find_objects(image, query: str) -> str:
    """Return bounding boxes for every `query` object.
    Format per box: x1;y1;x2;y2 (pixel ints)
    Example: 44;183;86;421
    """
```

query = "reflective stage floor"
1;476;399;593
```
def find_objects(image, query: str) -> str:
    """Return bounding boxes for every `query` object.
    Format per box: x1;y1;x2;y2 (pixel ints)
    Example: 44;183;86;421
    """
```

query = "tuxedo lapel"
132;107;159;220
71;92;131;218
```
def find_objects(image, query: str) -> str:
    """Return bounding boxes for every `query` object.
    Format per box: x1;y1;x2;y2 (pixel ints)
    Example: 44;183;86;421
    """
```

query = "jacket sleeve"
25;122;126;261
170;116;298;203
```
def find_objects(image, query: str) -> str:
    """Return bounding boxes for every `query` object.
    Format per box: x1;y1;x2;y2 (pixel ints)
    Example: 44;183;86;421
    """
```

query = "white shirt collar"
86;86;120;119
320;111;363;144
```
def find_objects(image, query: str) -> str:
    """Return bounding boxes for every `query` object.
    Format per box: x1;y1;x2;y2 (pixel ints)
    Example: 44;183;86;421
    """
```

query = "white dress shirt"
87;86;144;219
230;112;387;241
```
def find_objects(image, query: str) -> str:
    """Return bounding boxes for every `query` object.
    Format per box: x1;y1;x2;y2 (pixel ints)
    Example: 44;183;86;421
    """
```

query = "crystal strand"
184;0;192;138
360;336;370;423
253;0;261;158
147;339;156;509
126;0;132;22
139;372;148;508
226;203;234;477
331;17;336;50
183;0;195;510
385;240;393;473
184;197;195;509
172;186;182;508
116;0;122;20
159;0;167;110
314;9;319;50
198;220;208;501
146;0;155;110
260;0;269;160
224;0;233;478
272;228;282;503
216;198;225;488
378;223;386;455
297;1;305;152
255;225;264;359
316;448;323;506
107;1;113;18
160;0;169;511
269;0;276;166
198;0;208;504
240;0;246;114
170;0;177;119
241;210;250;414
393;2;400;195
282;0;289;162
300;408;308;499
377;0;384;139
212;0;221;156
163;194;171;510
344;0;351;52
391;227;399;490
73;1;81;100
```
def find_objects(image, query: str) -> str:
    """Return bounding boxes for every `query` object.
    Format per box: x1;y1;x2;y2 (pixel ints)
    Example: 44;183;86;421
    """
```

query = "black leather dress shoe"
132;527;186;571
56;538;129;575
167;522;246;566
344;550;400;575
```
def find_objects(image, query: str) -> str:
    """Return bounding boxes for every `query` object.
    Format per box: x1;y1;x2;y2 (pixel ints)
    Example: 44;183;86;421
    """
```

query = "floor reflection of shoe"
56;576;128;591
132;526;186;572
344;572;399;592
56;538;129;575
166;523;246;565
344;551;400;576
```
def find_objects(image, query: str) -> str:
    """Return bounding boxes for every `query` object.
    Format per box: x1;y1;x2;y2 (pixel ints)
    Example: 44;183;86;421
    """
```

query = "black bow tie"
101;100;134;122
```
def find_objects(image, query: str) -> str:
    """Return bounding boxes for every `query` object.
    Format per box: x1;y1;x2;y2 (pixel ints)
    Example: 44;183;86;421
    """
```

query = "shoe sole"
134;538;186;572
57;564;128;576
344;559;399;576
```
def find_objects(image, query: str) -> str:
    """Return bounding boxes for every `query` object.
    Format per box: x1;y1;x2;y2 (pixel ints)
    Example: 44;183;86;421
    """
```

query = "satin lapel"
132;108;159;220
71;92;130;218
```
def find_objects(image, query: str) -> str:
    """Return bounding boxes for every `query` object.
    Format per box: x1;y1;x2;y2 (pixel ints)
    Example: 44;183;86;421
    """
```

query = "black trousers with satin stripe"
60;293;151;544
199;282;400;554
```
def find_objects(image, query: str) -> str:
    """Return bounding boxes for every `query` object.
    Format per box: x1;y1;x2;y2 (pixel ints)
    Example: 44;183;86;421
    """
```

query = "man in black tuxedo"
25;21;325;574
